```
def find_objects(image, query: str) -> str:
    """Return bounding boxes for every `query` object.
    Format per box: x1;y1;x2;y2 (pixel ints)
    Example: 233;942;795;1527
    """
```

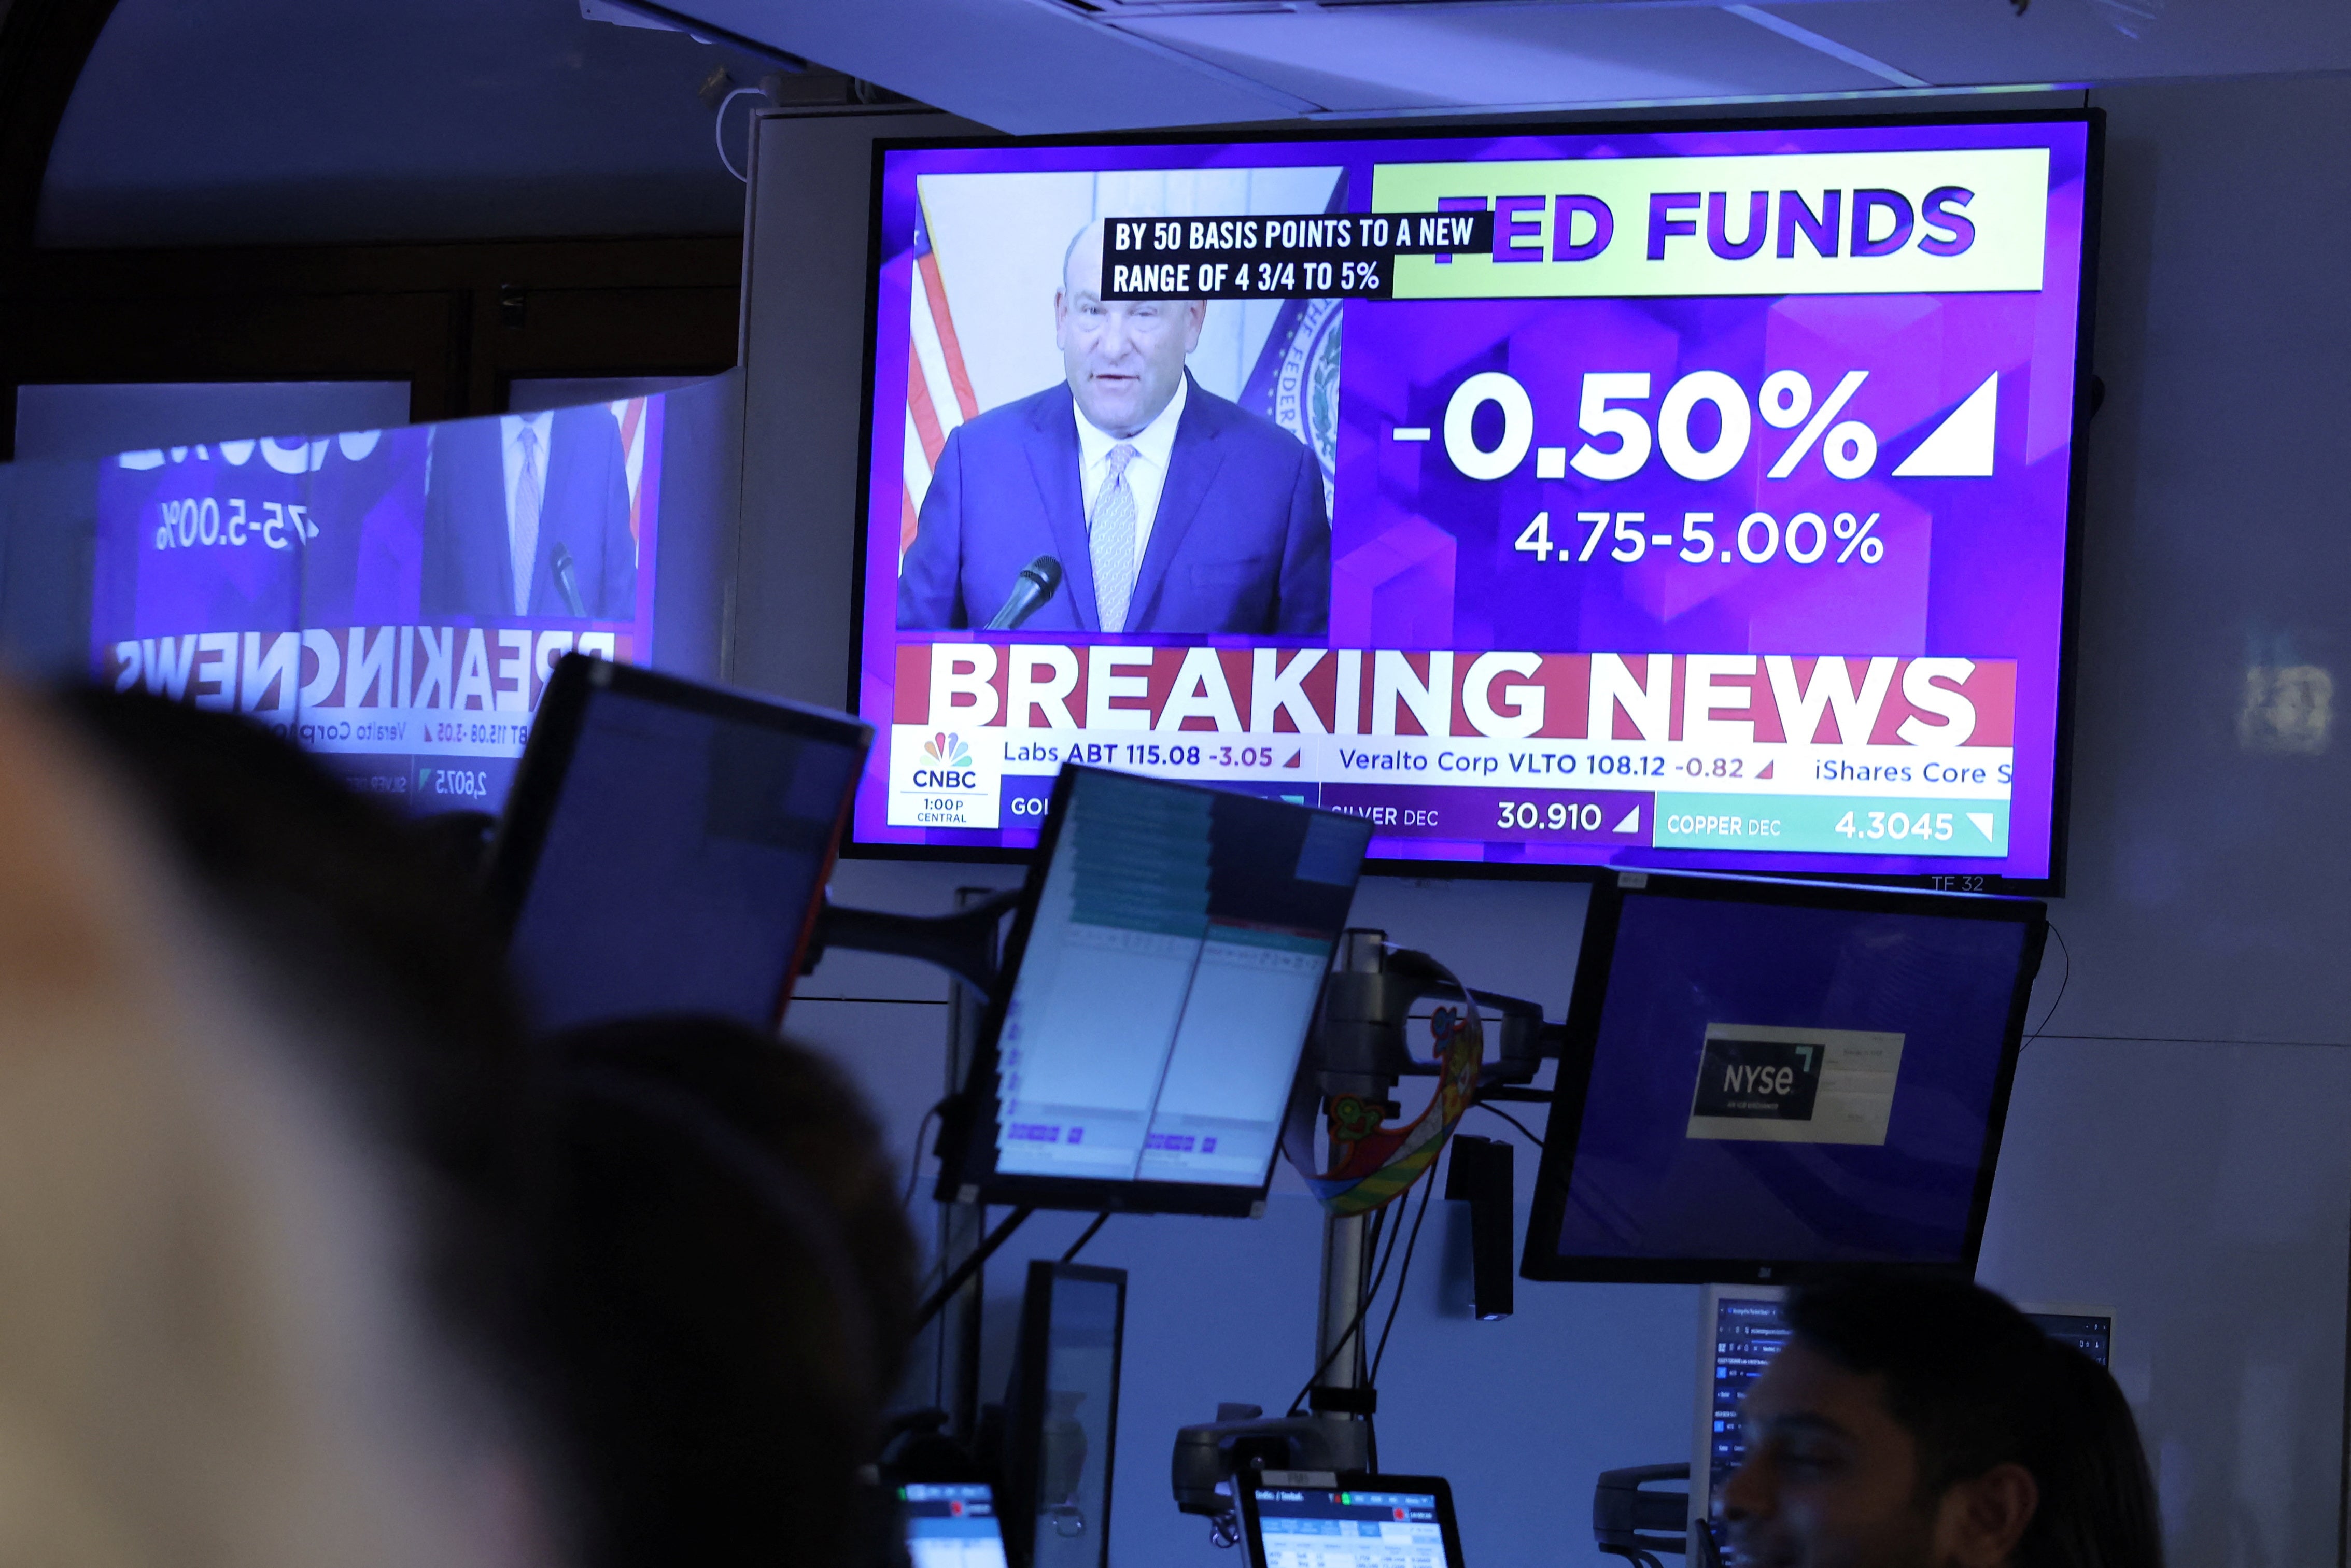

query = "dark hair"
1785;1275;2164;1568
528;1015;918;1568
50;685;537;1371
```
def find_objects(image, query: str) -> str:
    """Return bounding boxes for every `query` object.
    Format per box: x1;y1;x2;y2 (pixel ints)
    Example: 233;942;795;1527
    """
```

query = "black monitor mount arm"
801;888;1025;998
1316;930;1565;1098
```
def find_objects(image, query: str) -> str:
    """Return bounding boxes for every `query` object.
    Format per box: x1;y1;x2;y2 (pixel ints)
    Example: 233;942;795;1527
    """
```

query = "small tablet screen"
1243;1477;1461;1568
902;1482;1009;1568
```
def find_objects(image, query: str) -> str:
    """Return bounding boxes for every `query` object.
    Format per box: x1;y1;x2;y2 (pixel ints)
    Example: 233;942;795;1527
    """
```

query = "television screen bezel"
843;109;2103;895
1518;870;2047;1286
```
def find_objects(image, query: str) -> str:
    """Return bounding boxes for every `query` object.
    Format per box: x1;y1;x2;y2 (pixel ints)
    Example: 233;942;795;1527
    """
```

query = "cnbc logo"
916;731;977;788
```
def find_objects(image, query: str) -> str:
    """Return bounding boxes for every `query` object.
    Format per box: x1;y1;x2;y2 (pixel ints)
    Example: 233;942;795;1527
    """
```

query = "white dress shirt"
1075;373;1187;574
500;412;553;613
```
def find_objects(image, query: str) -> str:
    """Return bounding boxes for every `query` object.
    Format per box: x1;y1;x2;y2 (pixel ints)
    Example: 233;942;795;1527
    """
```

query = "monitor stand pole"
937;907;993;1440
1310;1208;1377;1470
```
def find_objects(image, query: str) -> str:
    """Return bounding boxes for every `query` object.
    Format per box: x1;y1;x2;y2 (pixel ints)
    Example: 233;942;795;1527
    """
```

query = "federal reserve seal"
1271;295;1342;517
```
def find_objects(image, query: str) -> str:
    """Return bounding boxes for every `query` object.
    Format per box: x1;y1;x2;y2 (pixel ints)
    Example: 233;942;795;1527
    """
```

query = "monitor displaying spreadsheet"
1239;1475;1463;1568
939;765;1371;1217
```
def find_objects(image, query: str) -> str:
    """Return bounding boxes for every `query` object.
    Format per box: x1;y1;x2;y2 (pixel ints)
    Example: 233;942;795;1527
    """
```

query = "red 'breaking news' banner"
896;645;2014;748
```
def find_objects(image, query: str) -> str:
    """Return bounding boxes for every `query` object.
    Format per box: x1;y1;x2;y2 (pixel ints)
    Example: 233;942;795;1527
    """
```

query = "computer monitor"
1522;872;2047;1284
937;765;1373;1217
2023;1304;2117;1365
485;654;872;1033
1002;1261;1126;1568
1687;1283;2115;1537
1235;1473;1466;1568
901;1482;1011;1568
1689;1283;1791;1539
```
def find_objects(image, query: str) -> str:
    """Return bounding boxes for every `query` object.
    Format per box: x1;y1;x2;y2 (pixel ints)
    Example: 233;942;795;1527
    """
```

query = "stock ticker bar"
1096;211;1499;301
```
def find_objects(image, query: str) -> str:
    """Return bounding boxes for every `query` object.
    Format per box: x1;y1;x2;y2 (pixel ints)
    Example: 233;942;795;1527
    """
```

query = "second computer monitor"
1523;872;2048;1283
939;766;1373;1217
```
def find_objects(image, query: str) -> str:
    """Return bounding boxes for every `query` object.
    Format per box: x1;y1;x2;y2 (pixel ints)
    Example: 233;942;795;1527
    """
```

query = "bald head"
1055;218;1206;439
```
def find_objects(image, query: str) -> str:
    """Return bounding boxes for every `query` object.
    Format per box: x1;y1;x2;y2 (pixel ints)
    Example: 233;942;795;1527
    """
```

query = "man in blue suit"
897;220;1330;636
423;405;637;620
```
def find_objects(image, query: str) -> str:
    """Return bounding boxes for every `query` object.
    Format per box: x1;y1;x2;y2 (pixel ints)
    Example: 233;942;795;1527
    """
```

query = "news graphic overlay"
89;400;666;811
855;116;2095;883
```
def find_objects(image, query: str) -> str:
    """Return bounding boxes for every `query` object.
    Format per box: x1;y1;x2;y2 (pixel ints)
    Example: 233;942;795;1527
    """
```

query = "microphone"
551;542;588;618
984;555;1062;631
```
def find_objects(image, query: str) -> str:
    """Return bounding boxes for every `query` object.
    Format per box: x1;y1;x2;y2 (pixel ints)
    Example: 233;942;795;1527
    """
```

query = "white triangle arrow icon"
1612;806;1641;834
1966;812;1997;841
1892;372;1998;477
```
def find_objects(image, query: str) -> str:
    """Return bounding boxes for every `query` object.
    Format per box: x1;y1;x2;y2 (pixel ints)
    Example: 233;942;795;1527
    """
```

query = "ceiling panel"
628;0;1316;132
41;0;777;245
1753;0;2351;85
1118;5;1889;114
650;0;2351;134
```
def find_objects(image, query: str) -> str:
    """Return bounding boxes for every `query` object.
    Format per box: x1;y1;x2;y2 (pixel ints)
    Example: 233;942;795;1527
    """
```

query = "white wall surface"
742;81;2351;1568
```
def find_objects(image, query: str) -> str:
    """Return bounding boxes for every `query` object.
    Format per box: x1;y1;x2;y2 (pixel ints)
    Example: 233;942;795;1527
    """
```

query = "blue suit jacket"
897;377;1330;635
422;407;637;620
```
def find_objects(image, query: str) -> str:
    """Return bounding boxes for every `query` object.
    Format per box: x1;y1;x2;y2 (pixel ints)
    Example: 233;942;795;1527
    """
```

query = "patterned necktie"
1090;442;1139;633
512;423;544;616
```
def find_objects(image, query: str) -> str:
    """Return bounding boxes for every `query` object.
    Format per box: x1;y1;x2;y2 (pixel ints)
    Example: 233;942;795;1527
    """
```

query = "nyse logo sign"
1690;1037;1824;1122
1685;1024;1903;1147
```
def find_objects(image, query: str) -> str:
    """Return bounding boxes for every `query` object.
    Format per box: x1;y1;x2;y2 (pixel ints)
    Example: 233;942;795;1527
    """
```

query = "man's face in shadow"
1718;1340;2035;1568
1720;1340;1940;1568
1057;221;1207;440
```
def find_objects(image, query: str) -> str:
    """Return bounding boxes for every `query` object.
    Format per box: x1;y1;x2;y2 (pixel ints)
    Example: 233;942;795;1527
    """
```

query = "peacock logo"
913;731;979;791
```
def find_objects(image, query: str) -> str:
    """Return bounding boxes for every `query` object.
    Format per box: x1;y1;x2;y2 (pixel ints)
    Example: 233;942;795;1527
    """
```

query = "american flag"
903;202;980;562
611;395;650;565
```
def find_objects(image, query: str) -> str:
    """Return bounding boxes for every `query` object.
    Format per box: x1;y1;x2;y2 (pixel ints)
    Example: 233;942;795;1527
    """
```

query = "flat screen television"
849;111;2099;891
